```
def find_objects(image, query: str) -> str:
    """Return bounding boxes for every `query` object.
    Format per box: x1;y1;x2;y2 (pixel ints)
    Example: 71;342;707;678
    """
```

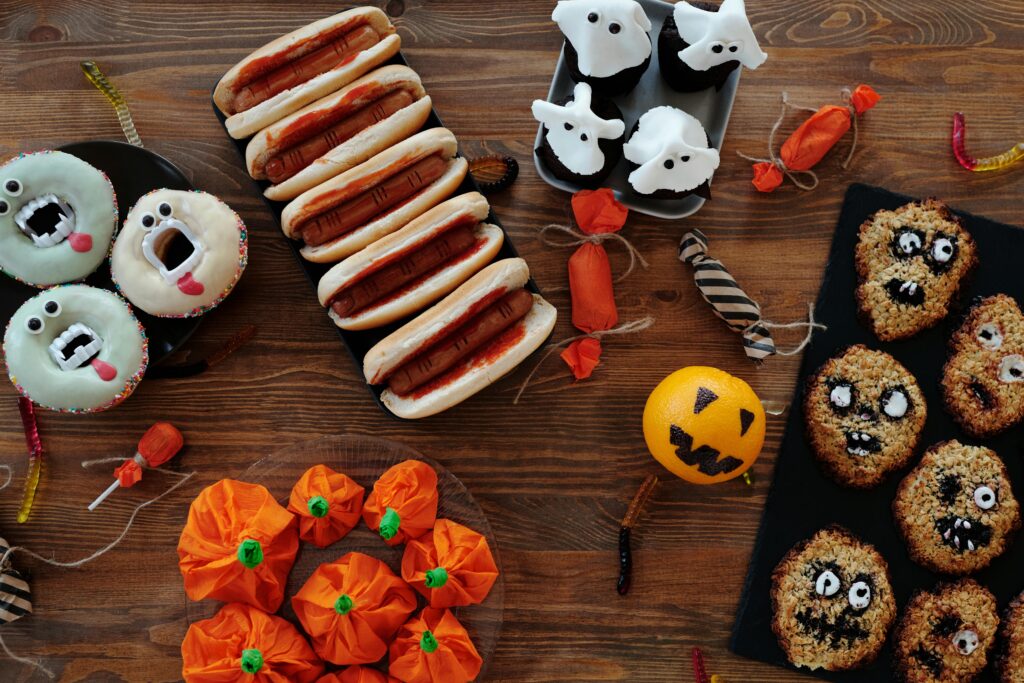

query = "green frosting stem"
420;630;439;654
425;567;449;588
307;495;330;518
240;648;263;674
379;507;401;540
237;539;264;569
334;594;354;615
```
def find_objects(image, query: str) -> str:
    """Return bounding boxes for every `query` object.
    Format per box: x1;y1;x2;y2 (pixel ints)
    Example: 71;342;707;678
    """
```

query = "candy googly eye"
710;42;724;54
608;22;621;34
954;629;979;655
977;323;1003;350
140;212;156;229
932;237;955;263
157;202;173;218
0;200;9;216
42;300;61;317
880;387;909;419
848;581;871;610
829;382;853;409
587;11;599;22
814;570;840;597
998;355;1024;383
24;317;44;334
974;485;997;510
895;229;923;256
3;179;23;197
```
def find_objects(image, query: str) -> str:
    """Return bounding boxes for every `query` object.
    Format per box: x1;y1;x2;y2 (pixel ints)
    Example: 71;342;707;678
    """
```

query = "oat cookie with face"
804;345;926;488
999;592;1024;682
894;579;999;683
941;294;1024;438
855;199;977;341
771;526;896;671
893;440;1021;575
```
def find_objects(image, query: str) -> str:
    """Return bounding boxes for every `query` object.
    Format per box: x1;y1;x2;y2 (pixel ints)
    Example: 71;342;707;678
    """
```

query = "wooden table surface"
1;1;1022;681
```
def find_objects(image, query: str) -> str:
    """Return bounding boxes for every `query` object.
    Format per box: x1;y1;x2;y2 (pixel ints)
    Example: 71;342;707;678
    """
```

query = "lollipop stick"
89;480;121;511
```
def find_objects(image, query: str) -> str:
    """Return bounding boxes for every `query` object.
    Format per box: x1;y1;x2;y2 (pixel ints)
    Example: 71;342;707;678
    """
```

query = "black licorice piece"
468;155;519;194
616;526;632;595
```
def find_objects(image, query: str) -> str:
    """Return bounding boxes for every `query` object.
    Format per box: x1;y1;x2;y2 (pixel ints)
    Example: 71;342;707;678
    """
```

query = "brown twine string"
538;223;649;291
760;304;827;357
0;465;10;492
839;87;859;169
0;634;52;679
513;317;655;404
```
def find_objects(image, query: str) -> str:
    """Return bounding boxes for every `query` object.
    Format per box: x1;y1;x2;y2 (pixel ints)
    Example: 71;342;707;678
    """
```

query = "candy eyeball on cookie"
4;285;148;413
111;189;248;318
0;151;117;287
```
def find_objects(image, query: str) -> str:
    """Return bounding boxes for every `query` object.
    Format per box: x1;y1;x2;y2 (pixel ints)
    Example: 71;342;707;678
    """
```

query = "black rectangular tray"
731;183;1024;682
213;51;543;419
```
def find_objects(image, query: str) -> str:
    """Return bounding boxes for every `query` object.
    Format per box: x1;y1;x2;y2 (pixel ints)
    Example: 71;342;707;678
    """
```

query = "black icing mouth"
885;278;925;306
911;644;944;678
669;424;743;476
795;606;871;649
844;431;882;456
14;194;76;248
935;514;991;553
968;379;995;409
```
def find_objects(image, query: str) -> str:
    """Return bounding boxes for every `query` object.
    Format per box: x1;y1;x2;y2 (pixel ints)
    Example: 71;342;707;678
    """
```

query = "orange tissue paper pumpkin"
291;552;418;665
317;666;401;683
362;460;438;546
288;464;366;548
178;479;299;613
401;519;498;608
181;602;324;683
388;608;483;683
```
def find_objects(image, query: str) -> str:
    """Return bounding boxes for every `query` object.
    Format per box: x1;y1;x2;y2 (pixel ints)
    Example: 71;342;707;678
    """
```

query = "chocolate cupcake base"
535;94;625;189
658;11;739;93
563;38;651;98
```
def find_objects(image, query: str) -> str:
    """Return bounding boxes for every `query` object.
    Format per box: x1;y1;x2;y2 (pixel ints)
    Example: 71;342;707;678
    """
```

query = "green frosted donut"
0;151;118;287
4;285;148;412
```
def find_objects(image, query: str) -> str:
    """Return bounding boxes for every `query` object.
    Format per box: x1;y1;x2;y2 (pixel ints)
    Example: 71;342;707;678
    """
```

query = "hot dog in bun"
363;258;556;419
215;7;400;139
283;127;468;263
246;65;432;201
316;192;502;331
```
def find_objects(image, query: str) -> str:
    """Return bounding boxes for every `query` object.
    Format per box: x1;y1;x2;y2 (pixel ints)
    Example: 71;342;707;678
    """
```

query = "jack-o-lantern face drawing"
855;200;977;341
893;440;1021;576
643;366;765;484
894;579;999;683
941;294;1024;438
804;345;926;488
771;526;897;672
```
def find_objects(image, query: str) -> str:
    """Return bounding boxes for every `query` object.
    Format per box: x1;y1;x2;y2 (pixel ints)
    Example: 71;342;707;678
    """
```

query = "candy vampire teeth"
14;194;76;248
48;322;103;371
141;217;204;286
885;278;925;306
845;431;882;457
935;514;991;553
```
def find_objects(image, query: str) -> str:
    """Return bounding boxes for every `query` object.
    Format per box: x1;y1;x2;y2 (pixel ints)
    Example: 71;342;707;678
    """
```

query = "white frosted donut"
111;189;248;317
4;285;148;413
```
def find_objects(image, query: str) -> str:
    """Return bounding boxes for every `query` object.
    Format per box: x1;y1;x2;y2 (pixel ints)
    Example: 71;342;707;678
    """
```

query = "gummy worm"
81;60;143;147
952;112;1024;172
16;397;43;524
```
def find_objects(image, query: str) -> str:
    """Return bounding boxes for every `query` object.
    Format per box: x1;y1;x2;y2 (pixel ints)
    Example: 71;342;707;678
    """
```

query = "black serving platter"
0;140;199;365
731;184;1024;682
212;51;544;419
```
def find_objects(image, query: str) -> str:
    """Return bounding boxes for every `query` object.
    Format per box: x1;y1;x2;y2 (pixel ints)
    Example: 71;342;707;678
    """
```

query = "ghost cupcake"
533;82;626;188
659;0;767;93
552;0;653;97
623;106;720;200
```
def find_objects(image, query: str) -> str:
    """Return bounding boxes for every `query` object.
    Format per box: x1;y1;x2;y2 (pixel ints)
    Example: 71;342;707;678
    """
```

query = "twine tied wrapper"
679;230;825;362
0;537;31;626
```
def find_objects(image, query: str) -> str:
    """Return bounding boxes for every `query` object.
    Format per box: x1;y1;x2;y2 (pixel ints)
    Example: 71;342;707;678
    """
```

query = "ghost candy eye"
663;159;674;170
710;43;724;53
728;44;739;53
24;317;44;334
43;300;61;317
3;179;22;196
814;569;840;597
848;581;871;610
564;122;574;131
974;485;996;510
587;11;599;22
608;22;621;34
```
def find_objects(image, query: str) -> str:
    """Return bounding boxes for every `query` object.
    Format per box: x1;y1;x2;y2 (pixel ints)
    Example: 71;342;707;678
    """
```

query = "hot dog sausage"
233;24;379;112
265;89;416;183
387;288;533;395
300;154;448;246
330;223;476;317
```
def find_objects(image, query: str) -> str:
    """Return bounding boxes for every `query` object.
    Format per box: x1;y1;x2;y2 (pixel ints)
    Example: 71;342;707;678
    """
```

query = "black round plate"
0;140;201;365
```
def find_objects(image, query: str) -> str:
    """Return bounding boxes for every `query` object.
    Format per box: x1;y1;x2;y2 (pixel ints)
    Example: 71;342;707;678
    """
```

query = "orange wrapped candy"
362;460;438;546
178;480;299;613
402;519;498;608
388;608;483;683
288;465;365;548
317;667;400;683
182;602;324;682
567;188;624;335
291;552;417;665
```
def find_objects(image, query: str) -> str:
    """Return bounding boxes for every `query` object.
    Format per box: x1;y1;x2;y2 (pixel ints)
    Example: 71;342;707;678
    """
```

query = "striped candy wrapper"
0;536;31;625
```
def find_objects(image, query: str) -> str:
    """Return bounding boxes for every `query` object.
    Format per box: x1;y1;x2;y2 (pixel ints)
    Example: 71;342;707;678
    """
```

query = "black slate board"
212;51;543;420
0;140;200;365
731;183;1024;682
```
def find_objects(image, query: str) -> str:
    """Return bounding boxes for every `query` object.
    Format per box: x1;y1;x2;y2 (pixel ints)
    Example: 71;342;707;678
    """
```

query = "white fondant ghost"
674;0;767;72
533;83;626;175
623;107;720;195
552;0;652;78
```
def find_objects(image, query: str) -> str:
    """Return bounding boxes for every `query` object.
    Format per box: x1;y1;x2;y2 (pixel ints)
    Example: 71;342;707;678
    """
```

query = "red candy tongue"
67;233;92;253
176;273;204;296
91;358;117;381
